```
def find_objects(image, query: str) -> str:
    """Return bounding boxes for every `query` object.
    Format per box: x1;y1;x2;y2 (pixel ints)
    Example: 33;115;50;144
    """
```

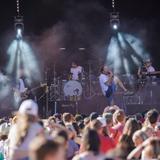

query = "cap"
90;112;98;121
97;117;107;127
18;99;38;116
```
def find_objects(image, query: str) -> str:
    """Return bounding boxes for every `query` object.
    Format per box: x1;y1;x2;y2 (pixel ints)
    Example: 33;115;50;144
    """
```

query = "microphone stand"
45;85;49;117
74;89;79;113
53;63;58;114
45;68;49;118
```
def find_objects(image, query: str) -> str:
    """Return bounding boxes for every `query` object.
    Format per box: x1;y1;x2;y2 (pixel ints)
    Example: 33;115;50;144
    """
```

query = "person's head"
135;113;144;123
103;112;113;127
104;105;120;114
0;119;6;125
30;136;65;160
100;65;110;74
81;129;100;154
18;99;39;118
52;129;68;149
84;117;90;126
71;62;78;68
89;112;98;121
78;121;85;132
132;130;148;147
113;109;125;125
47;116;56;129
146;109;159;128
75;114;83;123
123;118;141;137
54;113;62;122
17;99;39;125
62;113;73;123
90;118;107;136
142;137;160;159
144;59;152;68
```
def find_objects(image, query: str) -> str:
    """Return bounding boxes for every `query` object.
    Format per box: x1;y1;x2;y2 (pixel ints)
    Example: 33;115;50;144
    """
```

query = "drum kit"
49;71;97;102
47;62;101;114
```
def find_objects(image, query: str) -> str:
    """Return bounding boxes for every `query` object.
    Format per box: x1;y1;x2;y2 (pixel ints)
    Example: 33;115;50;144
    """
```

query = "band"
0;59;157;108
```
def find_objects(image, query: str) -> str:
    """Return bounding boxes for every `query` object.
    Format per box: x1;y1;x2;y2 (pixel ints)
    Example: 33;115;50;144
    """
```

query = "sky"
0;0;160;72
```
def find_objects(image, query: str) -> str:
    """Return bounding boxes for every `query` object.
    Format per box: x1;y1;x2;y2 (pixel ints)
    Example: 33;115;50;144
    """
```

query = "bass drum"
63;80;82;101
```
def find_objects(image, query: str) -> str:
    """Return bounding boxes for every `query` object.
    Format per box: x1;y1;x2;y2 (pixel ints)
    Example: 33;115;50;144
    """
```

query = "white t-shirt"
99;74;109;96
17;78;26;93
8;122;43;159
70;66;82;80
147;66;155;73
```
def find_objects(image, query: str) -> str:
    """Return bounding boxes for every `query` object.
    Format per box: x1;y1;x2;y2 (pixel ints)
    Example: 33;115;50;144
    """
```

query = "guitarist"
138;59;155;79
137;59;156;89
14;69;33;103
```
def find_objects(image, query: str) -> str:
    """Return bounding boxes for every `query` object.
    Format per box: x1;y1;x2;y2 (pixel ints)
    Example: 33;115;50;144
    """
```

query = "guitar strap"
18;79;20;90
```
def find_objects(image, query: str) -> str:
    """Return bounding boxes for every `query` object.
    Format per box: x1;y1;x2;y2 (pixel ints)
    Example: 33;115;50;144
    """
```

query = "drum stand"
44;68;49;117
46;86;49;117
54;101;57;114
74;96;79;114
74;90;79;113
52;63;60;114
88;62;92;97
83;62;95;99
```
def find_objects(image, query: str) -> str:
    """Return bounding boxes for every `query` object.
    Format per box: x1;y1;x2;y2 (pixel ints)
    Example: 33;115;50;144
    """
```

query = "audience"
0;99;160;160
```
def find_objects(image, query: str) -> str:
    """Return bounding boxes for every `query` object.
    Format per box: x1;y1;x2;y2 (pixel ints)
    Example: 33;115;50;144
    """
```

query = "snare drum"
63;80;82;101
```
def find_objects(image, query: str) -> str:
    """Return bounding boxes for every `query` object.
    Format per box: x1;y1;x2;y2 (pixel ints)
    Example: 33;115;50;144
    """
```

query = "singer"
99;65;116;105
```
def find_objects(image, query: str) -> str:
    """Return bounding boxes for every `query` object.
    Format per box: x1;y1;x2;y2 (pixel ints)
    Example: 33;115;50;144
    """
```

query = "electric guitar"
141;71;160;77
13;83;47;101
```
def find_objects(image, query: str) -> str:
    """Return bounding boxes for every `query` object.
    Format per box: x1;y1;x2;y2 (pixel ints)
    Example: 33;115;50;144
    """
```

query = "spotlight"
110;12;120;31
16;28;22;38
14;16;24;39
78;47;86;51
113;24;118;30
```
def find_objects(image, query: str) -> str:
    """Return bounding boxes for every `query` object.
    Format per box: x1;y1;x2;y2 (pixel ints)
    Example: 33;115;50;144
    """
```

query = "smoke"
35;22;66;62
33;1;108;76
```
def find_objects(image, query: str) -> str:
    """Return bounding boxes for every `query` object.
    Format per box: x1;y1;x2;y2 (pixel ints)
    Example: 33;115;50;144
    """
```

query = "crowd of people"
0;99;160;160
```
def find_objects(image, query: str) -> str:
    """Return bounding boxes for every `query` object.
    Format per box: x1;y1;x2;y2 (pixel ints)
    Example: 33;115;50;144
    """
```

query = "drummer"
70;61;83;81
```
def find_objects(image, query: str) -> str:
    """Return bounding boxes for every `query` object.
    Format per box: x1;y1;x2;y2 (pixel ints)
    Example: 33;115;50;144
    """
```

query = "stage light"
14;16;24;39
78;47;86;51
6;39;41;83
59;47;66;50
113;24;118;30
110;12;120;31
17;28;21;35
16;28;22;39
